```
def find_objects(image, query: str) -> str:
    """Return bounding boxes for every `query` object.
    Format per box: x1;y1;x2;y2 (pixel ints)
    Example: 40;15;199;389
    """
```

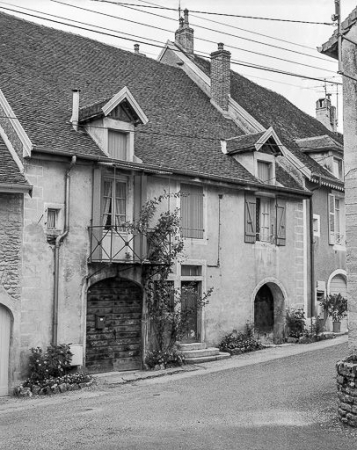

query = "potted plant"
319;293;347;333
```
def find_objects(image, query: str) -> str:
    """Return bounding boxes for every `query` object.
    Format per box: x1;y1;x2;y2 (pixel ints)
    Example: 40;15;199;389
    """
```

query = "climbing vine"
128;193;212;365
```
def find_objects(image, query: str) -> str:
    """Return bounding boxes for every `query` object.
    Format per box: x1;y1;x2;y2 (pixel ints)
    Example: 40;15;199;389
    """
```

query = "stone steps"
177;342;230;364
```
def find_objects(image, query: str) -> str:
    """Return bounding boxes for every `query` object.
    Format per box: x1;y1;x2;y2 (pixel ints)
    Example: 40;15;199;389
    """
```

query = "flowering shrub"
28;344;73;382
145;348;185;369
285;309;306;338
219;323;263;354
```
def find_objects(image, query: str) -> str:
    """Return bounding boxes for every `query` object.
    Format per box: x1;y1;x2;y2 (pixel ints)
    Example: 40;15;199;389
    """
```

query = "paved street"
1;339;357;450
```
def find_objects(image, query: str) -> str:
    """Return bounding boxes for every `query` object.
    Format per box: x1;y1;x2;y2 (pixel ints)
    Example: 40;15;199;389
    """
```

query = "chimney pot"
71;89;80;131
210;43;231;111
175;9;194;54
134;44;140;53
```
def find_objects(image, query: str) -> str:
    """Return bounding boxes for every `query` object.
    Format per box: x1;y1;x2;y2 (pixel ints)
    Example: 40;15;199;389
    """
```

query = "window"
47;208;58;230
328;194;344;245
313;214;320;237
102;180;127;229
332;158;343;180
180;184;204;239
181;265;202;276
108;130;128;160
245;193;286;245
257;161;271;183
256;197;271;242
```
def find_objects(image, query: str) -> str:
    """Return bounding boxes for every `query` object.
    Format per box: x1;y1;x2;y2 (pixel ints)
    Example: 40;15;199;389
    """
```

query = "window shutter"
244;193;256;243
108;130;128;160
328;194;335;244
276;198;286;246
181;184;203;239
90;167;103;261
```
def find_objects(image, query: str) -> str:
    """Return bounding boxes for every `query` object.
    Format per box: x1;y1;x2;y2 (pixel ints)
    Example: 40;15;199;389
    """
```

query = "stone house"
0;10;345;394
159;10;346;330
0;136;31;395
319;6;357;353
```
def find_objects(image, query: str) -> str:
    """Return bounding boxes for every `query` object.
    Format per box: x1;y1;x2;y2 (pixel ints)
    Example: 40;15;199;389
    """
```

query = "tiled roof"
0;137;30;187
193;54;343;186
0;12;315;192
319;7;357;58
295;135;343;153
226;132;265;154
0;12;265;186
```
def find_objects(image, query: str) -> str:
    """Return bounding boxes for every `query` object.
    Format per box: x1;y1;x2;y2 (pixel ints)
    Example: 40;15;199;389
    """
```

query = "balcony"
88;226;169;264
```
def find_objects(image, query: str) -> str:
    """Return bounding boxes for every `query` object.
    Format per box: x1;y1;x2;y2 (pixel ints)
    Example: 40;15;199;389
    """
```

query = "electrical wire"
76;0;337;65
90;1;335;25
0;4;343;87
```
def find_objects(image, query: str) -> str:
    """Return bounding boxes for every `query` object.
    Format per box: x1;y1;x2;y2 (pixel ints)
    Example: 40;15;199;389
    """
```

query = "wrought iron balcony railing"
88;225;148;263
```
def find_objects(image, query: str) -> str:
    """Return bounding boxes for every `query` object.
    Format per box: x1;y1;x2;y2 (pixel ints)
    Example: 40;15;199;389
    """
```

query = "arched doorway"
0;304;11;396
254;282;285;343
86;277;143;372
329;273;347;298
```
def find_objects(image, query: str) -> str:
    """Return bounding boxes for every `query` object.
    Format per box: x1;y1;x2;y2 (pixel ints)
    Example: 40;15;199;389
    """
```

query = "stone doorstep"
184;352;231;365
176;342;207;351
181;347;222;359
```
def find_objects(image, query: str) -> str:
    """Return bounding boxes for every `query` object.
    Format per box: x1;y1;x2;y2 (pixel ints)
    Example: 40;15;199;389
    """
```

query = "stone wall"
0;193;22;300
336;357;357;427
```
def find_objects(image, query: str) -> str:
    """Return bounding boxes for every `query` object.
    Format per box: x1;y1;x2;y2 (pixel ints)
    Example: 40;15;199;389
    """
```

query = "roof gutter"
0;183;33;195
33;147;311;198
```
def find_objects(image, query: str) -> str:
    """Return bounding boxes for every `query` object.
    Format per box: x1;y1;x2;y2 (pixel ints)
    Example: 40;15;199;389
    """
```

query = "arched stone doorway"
86;276;143;372
254;282;285;344
0;304;12;396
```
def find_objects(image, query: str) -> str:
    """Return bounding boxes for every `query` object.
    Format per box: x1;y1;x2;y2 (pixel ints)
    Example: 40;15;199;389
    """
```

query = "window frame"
180;183;204;240
102;176;128;231
328;193;344;246
313;214;321;238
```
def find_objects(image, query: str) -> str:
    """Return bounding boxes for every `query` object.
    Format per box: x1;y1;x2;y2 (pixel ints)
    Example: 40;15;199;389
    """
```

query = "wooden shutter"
276;198;286;246
90;167;103;261
181;184;203;239
244;193;256;243
328;194;335;244
108;130;128;160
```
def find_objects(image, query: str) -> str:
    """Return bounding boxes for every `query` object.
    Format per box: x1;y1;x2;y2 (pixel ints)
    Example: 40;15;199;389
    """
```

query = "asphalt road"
1;342;357;450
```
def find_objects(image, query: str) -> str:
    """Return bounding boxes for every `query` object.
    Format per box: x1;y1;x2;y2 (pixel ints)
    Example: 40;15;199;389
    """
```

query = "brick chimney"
175;9;194;54
210;43;231;111
315;95;337;132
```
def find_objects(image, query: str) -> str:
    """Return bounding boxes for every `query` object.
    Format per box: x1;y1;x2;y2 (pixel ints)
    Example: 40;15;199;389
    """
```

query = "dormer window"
108;130;129;161
332;157;343;180
257;160;271;183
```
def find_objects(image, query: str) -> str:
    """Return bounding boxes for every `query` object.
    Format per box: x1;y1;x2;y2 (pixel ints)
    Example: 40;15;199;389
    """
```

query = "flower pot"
333;321;341;333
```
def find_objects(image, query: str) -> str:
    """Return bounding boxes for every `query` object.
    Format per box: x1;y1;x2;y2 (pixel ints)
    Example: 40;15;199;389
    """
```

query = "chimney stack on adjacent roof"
175;9;194;54
70;89;80;131
210;43;231;112
315;95;338;132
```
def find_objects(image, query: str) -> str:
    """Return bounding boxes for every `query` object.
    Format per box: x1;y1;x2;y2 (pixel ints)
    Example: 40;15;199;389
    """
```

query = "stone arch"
0;286;20;395
251;278;287;344
86;275;144;372
327;269;347;297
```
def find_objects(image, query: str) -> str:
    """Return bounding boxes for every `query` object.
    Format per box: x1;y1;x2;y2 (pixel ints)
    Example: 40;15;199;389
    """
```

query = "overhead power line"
0;4;342;86
90;0;335;25
84;0;336;64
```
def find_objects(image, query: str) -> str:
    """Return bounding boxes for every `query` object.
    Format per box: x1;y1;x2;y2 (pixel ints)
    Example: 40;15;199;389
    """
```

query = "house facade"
159;9;346;328
320;6;357;353
0;10;344;394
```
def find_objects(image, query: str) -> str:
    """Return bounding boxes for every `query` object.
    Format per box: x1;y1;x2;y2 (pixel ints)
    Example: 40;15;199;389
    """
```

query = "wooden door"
86;277;142;372
181;281;199;343
0;305;11;396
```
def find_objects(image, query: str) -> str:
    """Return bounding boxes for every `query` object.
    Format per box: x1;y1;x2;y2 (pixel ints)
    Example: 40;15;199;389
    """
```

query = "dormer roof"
79;87;148;125
224;128;283;156
295;135;343;154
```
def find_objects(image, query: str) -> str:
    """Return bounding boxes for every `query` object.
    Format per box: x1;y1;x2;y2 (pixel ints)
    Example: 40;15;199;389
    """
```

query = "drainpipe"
52;155;77;345
309;178;322;320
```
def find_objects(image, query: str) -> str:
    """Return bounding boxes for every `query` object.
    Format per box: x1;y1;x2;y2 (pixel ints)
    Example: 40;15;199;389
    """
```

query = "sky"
0;0;356;132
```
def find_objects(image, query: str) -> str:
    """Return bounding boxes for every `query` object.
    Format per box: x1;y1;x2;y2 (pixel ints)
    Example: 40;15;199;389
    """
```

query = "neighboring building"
159;10;346;330
320;6;357;354
0;10;345;394
0;137;32;395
